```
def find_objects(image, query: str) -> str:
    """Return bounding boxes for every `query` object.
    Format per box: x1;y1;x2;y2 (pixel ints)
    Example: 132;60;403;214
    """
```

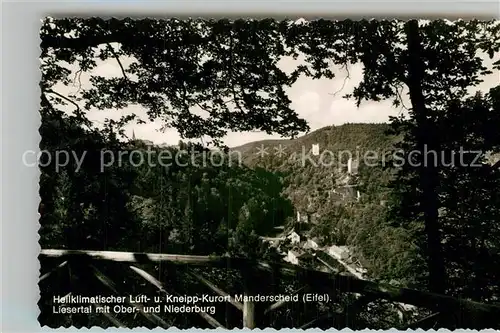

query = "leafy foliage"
39;18;500;329
40;18;309;144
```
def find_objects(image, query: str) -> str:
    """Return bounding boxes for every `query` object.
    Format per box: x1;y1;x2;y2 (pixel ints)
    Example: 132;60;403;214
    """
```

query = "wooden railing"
39;249;500;329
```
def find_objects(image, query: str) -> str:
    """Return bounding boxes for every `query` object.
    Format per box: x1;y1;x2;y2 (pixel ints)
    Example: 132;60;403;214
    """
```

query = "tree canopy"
40;18;311;143
39;18;500;328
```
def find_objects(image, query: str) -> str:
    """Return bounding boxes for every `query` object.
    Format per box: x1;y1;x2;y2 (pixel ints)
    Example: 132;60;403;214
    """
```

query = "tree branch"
228;30;246;114
41;30;178;54
45;89;81;112
43;89;93;130
72;69;83;93
329;63;350;98
41;34;119;51
489;159;500;172
106;43;129;80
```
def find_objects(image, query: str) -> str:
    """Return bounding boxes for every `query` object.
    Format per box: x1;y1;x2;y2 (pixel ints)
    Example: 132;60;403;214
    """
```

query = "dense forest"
38;18;500;329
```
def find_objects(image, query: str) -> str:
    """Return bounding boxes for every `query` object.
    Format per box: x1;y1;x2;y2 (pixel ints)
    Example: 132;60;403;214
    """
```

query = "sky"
51;37;499;148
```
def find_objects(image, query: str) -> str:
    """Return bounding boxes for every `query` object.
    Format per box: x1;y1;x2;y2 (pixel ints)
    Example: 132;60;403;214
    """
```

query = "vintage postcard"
38;18;500;329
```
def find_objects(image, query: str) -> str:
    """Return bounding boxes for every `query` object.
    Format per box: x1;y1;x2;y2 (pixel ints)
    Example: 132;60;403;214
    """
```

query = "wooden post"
242;292;256;329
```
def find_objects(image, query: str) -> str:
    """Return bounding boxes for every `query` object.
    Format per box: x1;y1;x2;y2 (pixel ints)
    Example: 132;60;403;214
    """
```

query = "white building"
327;245;350;261
287;231;301;245
284;250;301;265
347;158;359;175
355;267;368;275
312;144;320;156
158;143;170;149
303;239;319;250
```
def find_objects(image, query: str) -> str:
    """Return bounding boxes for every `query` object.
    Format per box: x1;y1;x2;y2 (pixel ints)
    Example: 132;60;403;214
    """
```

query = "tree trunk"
405;20;446;294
